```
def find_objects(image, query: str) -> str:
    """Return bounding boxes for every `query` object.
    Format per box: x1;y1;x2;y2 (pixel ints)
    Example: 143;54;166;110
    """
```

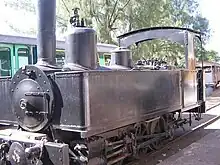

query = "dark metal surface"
54;70;181;137
8;142;27;165
10;65;54;132
86;71;181;136
0;78;15;123
109;47;132;69
64;27;97;70
0;129;69;165
44;142;69;165
197;70;206;113
54;72;86;130
36;0;56;66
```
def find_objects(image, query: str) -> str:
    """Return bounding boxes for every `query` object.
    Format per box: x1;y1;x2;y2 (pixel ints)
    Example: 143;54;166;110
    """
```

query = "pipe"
36;0;56;67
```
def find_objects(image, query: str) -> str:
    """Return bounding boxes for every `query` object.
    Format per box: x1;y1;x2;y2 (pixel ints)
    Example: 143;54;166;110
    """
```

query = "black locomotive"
0;0;205;165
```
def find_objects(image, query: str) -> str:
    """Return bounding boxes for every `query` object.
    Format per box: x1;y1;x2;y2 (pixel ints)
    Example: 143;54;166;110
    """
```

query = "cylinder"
36;0;56;66
110;48;132;68
64;27;97;70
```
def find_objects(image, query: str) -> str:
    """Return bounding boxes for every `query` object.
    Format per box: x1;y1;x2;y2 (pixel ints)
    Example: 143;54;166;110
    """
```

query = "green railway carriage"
0;34;117;77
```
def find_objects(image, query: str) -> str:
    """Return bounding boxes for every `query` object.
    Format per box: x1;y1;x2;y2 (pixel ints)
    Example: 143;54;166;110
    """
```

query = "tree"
197;49;220;62
2;0;219;64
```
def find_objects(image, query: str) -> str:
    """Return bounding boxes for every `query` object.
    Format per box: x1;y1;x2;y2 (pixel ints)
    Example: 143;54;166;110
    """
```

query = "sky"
0;0;219;55
199;0;220;54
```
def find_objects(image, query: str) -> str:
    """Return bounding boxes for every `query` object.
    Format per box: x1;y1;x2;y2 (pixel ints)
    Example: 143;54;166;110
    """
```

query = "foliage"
2;0;219;64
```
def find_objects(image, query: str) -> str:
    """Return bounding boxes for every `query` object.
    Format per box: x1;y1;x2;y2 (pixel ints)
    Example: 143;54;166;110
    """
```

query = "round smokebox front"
10;65;54;132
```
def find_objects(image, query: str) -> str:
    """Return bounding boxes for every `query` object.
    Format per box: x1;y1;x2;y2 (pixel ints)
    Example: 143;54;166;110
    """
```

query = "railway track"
125;94;220;165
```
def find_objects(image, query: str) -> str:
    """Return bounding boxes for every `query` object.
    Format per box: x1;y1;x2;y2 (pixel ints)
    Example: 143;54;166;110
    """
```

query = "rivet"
44;81;46;84
59;149;62;152
13;82;16;84
17;75;19;78
59;158;62;161
11;89;14;92
39;74;41;77
37;87;40;89
47;89;49;92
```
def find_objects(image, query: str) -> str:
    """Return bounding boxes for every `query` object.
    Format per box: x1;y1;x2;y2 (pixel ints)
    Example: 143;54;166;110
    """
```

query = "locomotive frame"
0;1;205;165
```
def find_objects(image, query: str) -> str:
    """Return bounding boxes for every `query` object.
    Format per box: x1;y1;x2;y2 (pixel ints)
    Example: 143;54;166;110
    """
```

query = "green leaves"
55;0;219;64
3;0;218;64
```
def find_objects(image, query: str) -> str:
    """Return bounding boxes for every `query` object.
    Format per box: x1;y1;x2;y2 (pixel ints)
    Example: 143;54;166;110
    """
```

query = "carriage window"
205;68;212;73
18;48;30;68
56;49;65;67
0;47;11;77
104;54;111;66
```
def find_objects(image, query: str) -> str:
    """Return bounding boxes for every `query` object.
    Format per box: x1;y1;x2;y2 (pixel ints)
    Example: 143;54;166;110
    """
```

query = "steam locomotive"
0;1;205;165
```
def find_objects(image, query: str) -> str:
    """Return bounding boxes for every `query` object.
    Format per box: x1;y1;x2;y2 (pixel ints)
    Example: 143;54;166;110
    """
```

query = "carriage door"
98;53;105;66
0;44;13;77
14;45;31;71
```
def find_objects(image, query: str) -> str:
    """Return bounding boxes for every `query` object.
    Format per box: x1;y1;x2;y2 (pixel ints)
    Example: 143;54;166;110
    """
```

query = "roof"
196;61;220;67
117;26;202;39
116;26;203;48
0;34;118;53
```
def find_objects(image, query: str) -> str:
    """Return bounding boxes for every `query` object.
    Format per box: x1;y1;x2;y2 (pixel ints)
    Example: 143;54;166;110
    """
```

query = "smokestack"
36;0;56;67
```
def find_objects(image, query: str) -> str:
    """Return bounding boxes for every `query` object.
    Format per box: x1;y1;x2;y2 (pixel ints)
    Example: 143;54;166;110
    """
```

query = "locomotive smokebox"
64;9;97;70
109;47;132;70
36;0;56;67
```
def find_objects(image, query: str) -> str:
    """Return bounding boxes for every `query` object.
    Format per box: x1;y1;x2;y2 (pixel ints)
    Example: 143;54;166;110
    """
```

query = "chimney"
36;0;56;68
